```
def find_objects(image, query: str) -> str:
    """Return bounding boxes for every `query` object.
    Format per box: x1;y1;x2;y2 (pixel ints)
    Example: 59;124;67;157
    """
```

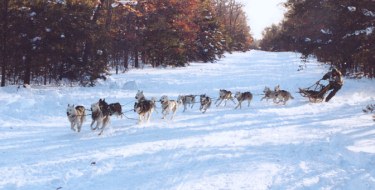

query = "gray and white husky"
200;94;212;113
274;85;294;105
135;90;146;102
67;104;86;132
215;89;236;107
177;95;197;112
234;91;253;109
260;86;278;103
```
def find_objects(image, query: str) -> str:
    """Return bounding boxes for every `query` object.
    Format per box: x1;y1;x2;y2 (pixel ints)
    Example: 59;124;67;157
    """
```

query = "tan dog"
215;89;236;107
160;95;179;120
67;104;86;132
234;91;253;109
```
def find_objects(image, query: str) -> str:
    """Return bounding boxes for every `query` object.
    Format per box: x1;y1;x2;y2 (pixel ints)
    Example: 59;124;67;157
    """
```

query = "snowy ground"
0;50;374;190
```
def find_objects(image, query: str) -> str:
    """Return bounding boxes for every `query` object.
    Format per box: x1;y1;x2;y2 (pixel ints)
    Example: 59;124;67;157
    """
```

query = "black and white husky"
134;97;156;124
234;91;253;109
160;95;179;120
66;104;86;132
215;89;236;107
363;104;375;122
108;102;123;117
177;95;197;112
199;94;212;113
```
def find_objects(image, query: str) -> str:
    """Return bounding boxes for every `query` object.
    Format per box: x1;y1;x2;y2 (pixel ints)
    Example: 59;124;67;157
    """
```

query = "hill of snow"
0;50;374;190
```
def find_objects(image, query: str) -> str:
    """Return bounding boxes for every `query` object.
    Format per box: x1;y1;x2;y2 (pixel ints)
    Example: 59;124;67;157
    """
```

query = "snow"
0;50;374;190
363;9;375;17
348;6;356;12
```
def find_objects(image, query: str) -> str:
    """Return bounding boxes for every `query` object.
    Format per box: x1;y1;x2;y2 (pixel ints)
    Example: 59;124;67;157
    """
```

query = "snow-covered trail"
0;51;374;190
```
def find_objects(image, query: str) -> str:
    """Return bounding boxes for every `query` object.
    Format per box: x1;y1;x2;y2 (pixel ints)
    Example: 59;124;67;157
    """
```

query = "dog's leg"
235;101;240;109
215;98;221;105
98;117;109;135
216;99;224;107
90;120;96;130
171;105;177;120
77;119;82;132
231;98;236;105
138;114;142;124
202;106;207;113
70;121;75;132
147;110;153;123
247;100;251;107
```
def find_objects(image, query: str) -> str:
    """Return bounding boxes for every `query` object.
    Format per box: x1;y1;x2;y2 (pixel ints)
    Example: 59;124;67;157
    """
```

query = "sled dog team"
67;85;294;135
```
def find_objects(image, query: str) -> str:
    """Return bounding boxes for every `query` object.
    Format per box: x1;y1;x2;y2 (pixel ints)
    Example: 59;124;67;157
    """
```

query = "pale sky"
239;0;287;40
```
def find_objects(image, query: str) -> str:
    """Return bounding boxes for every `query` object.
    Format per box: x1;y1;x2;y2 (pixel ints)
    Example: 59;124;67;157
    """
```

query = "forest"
0;0;252;86
260;0;375;78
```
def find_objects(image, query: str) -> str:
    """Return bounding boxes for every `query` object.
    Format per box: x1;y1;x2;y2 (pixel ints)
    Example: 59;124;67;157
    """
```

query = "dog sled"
298;80;331;103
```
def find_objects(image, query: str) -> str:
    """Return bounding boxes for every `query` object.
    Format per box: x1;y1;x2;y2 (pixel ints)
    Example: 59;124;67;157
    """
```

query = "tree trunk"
1;0;9;87
123;48;129;71
134;48;139;68
23;56;31;85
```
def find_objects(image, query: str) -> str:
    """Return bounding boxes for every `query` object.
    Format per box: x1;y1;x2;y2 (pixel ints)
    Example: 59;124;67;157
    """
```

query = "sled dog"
108;102;123;117
362;104;375;122
274;85;294;105
260;86;278;103
90;101;110;135
160;95;179;120
135;90;146;102
200;94;212;113
67;104;86;132
363;104;375;114
90;99;111;135
234;91;253;109
134;98;156;124
177;95;197;112
215;89;236;107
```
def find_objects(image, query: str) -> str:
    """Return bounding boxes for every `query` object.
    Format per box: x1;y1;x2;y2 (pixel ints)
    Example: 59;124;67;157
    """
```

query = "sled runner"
298;80;331;103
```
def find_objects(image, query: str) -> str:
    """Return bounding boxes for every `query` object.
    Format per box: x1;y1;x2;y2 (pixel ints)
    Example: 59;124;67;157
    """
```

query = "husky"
160;95;179;120
215;89;236;107
134;97;156;124
363;104;375;122
200;94;212;113
234;91;253;109
135;90;146;102
93;99;112;135
177;95;197;112
66;104;86;132
90;101;110;135
108;102;123;117
260;86;279;103
274;85;294;105
363;104;375;114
